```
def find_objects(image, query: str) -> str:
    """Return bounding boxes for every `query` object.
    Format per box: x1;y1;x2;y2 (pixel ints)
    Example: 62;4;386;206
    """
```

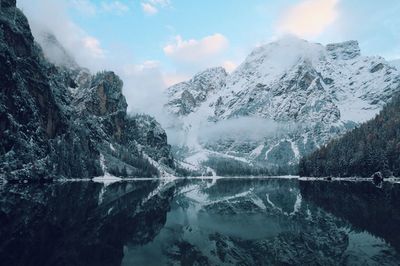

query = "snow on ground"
250;144;264;158
290;193;302;215
289;140;300;161
92;153;122;186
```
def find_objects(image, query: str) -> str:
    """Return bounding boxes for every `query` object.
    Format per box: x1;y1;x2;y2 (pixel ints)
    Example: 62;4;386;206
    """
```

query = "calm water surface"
0;177;399;266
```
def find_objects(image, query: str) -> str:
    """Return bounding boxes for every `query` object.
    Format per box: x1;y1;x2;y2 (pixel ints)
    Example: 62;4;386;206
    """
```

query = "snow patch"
250;144;264;158
290;193;302;215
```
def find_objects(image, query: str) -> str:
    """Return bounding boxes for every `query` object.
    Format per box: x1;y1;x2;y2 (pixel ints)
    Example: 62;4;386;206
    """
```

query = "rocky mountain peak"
192;66;227;85
244;37;324;68
326;40;361;60
164;36;400;172
88;71;127;116
166;66;228;116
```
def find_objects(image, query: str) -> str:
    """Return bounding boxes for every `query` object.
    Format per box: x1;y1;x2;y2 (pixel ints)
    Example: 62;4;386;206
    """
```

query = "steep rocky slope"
165;37;400;173
0;0;174;181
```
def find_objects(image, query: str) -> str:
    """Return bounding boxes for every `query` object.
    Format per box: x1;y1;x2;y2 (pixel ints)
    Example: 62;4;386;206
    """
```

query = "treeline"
299;95;400;177
206;157;297;176
106;147;159;178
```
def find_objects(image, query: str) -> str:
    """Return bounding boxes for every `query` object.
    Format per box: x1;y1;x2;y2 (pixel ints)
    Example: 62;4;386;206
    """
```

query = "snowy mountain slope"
164;37;400;172
166;67;227;115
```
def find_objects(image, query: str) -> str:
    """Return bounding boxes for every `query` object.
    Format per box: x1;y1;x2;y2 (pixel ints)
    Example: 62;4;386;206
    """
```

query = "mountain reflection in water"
0;178;399;266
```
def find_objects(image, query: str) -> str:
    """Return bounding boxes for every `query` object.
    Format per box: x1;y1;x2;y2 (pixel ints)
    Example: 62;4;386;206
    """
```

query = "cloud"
162;33;236;86
71;0;130;16
100;1;130;13
222;60;237;73
121;61;169;118
18;0;107;71
163;34;229;63
122;61;190;117
82;36;106;58
198;117;279;143
141;0;170;15
162;72;188;87
70;0;97;16
277;0;339;38
18;0;170;119
141;2;158;15
148;0;171;6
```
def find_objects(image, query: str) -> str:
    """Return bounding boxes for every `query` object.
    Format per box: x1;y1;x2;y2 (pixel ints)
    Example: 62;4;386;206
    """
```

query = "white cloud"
277;0;339;38
199;117;280;142
162;34;236;86
163;34;229;63
148;0;170;6
83;36;106;58
141;2;158;15
71;0;130;16
162;72;189;87
17;0;177;125
70;0;97;16
18;0;107;71
100;1;130;14
141;0;171;15
121;61;168;117
222;60;237;73
123;60;161;74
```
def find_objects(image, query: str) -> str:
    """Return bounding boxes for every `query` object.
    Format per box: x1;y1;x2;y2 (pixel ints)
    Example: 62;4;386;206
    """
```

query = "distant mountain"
165;36;400;174
299;94;400;178
0;0;175;181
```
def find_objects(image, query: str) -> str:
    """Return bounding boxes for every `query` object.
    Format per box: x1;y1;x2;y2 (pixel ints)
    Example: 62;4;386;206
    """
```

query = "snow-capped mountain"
164;36;400;173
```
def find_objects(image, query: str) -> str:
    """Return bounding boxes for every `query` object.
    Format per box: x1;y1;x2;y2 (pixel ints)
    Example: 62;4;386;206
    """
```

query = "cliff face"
0;0;174;180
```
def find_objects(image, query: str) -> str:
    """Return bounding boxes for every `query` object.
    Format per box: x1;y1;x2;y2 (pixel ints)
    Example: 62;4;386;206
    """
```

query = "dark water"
0;178;400;266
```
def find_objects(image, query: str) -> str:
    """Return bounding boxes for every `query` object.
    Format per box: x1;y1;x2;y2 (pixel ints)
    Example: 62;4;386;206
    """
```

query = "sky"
17;0;400;115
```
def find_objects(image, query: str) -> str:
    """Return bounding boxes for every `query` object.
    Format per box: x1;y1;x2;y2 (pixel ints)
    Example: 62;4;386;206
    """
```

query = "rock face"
166;67;228;115
164;36;400;172
0;1;174;180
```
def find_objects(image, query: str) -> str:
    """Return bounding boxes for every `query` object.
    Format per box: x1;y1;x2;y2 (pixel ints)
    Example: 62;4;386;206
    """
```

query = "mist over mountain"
2;0;399;179
2;1;400;266
164;36;400;174
0;0;175;181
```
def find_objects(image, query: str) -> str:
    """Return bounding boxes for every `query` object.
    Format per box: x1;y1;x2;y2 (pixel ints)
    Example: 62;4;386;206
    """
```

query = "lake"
0;177;399;266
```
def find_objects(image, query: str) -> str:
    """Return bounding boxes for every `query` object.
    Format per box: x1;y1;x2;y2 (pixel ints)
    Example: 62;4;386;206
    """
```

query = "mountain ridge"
0;0;175;181
164;36;400;173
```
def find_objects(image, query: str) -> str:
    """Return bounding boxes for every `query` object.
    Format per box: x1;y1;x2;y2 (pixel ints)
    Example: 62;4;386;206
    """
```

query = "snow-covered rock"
164;36;400;172
166;67;227;115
